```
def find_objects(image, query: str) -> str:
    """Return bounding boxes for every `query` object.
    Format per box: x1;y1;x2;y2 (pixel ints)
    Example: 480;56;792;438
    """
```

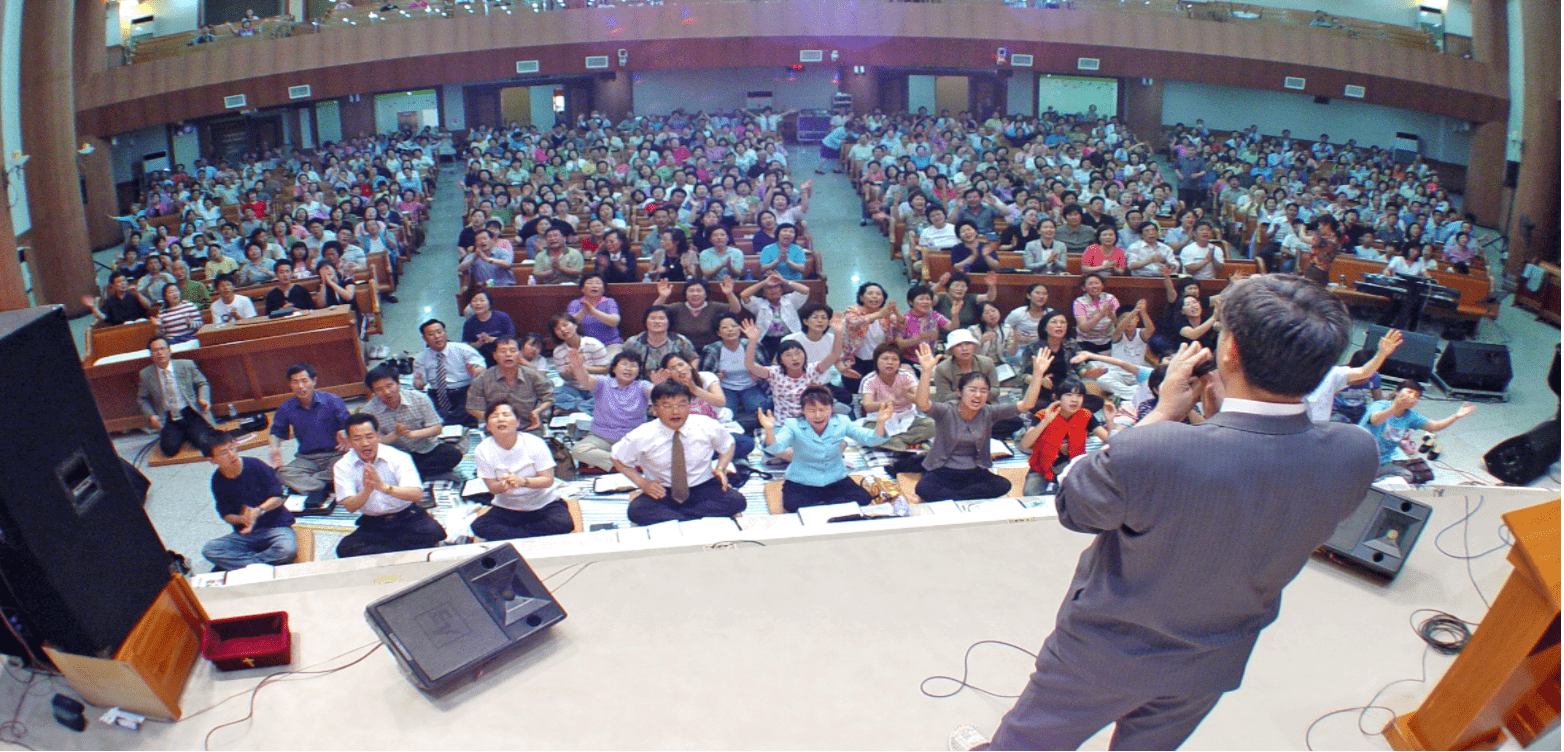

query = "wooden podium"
1387;499;1561;750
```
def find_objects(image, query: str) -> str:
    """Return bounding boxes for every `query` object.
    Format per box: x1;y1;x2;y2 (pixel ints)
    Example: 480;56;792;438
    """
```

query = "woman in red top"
1019;378;1115;496
1080;224;1128;276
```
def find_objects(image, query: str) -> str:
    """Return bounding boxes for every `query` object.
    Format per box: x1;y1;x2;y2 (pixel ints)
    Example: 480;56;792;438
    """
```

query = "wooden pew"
462;279;831;342
83;307;368;433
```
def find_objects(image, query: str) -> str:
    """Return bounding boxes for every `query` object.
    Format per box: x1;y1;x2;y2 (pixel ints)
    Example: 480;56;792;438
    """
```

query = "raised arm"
740;320;771;380
814;313;847;373
565;348;597;391
1421;403;1476;433
912;343;942;414
1016;346;1054;414
1348;329;1401;384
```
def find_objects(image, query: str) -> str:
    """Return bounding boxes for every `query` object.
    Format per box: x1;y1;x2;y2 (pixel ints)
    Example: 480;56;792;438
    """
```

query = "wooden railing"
111;0;1464;68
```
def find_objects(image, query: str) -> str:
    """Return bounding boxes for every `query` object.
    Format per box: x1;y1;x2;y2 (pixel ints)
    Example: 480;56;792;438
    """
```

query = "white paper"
462;478;490;497
440;425;466;440
222;563;276;586
678;516;741;537
796;502;864;525
644;520;684;542
592;473;640;494
989;439;1014;459
282;494;309;512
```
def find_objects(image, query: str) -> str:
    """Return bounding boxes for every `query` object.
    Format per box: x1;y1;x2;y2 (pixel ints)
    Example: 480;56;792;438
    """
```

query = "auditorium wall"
1161;80;1475;165
135;0;200;37
373;89;441;134
631;67;839;116
442;84;466;131
109;125;170;184
1005;71;1035;117
315;99;342;143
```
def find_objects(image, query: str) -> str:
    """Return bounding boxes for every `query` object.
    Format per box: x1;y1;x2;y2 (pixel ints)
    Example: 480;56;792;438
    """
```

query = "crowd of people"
95;105;1481;572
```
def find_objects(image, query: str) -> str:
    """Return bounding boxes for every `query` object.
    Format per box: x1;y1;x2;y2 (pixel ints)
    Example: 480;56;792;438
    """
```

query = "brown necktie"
670;430;689;503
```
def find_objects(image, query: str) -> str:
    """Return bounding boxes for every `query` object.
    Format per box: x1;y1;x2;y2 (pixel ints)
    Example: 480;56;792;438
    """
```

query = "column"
1462;0;1508;226
1123;78;1165;152
840;66;880;114
81;136;121;251
21;0;95;312
591;71;633;122
1506;0;1560;278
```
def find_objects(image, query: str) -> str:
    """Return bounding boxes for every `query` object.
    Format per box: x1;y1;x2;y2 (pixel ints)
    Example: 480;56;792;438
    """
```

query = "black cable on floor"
920;640;1038;700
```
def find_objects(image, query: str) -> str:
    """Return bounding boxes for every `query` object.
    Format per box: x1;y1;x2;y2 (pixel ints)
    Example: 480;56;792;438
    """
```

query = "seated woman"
858;343;936;452
594;228;640;285
313;260;358;313
152;284;203;344
565;349;652;472
759;386;893;512
657;351;755;460
648;227;698;283
566;273;624;352
656;277;742;352
967;301;1016;366
1019;311;1083;404
462;290;517;366
1080;224;1128;276
699;226;747;281
700;312;769;433
1385;243;1431;278
742;315;845;428
932;270;995;329
471;403;574;541
1072;272;1121;355
624;305;697;368
1019;378;1117;496
948;221;1000;275
781;302;854;407
911;343;1051;503
549;314;610;414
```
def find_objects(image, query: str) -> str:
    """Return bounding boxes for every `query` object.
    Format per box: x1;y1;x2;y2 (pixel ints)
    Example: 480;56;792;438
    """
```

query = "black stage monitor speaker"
1362;325;1439;384
1436;341;1513;393
0;308;171;660
1317;488;1432;580
366;543;566;692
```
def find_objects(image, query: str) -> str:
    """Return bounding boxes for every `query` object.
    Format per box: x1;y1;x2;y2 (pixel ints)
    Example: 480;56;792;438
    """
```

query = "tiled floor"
69;149;1559;572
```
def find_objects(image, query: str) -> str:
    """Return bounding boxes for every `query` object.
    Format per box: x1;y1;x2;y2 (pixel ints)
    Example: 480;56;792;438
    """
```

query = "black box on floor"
1317;488;1432;580
365;543;566;692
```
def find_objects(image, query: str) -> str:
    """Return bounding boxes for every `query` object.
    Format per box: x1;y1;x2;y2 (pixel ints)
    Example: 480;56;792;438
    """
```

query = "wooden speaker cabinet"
43;576;209;721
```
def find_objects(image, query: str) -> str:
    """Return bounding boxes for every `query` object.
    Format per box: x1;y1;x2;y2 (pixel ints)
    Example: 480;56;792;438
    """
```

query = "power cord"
920;640;1038;700
1303;643;1433;751
202;642;383;751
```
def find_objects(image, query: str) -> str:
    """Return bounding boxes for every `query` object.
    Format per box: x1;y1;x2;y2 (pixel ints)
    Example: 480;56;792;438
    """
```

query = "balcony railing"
109;0;1469;68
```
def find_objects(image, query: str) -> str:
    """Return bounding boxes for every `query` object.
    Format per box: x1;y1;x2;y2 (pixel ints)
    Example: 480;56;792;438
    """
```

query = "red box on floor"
201;612;292;671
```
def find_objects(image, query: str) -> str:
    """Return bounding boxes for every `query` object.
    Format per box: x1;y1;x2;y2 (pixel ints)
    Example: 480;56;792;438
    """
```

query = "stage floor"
7;485;1552;751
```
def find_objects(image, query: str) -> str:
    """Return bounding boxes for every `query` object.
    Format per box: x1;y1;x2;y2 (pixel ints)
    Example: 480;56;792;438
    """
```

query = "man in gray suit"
137;336;222;457
958;275;1379;751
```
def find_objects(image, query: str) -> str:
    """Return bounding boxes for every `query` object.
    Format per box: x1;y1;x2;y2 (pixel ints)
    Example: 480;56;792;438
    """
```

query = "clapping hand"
239;505;260;535
362;464;384;493
395;421;414;438
875;400;895;425
829;311;846;335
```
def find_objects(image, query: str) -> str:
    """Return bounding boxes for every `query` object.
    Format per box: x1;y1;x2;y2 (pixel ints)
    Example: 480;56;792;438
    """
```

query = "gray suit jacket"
137;359;214;422
1048;409;1377;695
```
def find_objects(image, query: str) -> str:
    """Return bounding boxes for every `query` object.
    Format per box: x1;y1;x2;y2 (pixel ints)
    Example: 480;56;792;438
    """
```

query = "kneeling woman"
912;343;1052;503
759;386;894;512
471;403;574;541
1018;378;1116;496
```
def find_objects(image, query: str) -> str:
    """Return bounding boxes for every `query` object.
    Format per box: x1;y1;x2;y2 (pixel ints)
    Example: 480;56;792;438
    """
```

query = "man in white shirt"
611;381;746;526
333;414;446;558
1302;329;1402;422
413;319;487;425
1178;221;1226;280
209;275;258;323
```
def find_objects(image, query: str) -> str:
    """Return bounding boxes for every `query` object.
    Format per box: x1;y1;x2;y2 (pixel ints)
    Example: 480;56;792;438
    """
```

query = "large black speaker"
0;308;171;661
1317;488;1432;580
366;543;566;692
1435;341;1513;393
1362;325;1439;384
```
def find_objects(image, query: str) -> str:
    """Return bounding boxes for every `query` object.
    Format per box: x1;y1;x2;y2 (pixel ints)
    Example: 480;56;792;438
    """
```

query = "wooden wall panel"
75;2;1508;136
24;0;94;311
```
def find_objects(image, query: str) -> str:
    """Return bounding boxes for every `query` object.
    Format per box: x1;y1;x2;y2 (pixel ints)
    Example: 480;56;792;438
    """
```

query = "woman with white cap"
932;329;1022;439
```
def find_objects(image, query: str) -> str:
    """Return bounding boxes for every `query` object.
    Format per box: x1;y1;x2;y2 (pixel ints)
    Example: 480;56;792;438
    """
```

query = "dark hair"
1056;377;1087;397
1216;274;1352;397
365;365;399;389
1398;380;1425;396
1061;203;1083;218
518;332;544;351
955;371;991;391
1136;220;1160;236
286;363;316;380
974;300;1003;330
273;260;293;273
1081;271;1105;287
345;413;380;433
953;220;979;238
947;270;971;288
484;402;519;422
1041;310;1072;339
773;340;807;367
198;430;237;458
659;351;697;370
419;318;445;336
650;379;692;404
146;335;170;350
855;281;886;305
872;342;901;363
642;304;673;327
796;302;832;324
578;273;606;289
799;385;835;409
907;284;934;304
214;273;235;288
608;350;643;376
775;222;798;238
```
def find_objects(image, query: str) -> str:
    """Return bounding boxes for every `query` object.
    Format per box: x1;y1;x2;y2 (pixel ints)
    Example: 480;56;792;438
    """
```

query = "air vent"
287;85;312;100
1009;53;1034;67
1283;76;1306;90
223;94;247;109
1076;57;1100;71
1343;84;1366;99
799;50;824;63
516;60;540;74
584;55;609;69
